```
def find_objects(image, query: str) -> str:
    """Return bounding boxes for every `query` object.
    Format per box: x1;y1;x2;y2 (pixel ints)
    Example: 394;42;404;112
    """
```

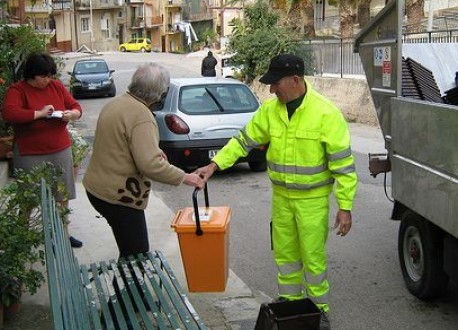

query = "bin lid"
171;206;231;233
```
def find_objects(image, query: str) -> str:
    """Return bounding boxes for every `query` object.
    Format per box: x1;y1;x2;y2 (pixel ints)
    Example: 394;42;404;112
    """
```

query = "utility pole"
89;0;94;51
220;0;224;37
72;0;79;50
427;0;433;32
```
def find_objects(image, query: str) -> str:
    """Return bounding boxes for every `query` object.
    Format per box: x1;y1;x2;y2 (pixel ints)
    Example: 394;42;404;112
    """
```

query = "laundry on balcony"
175;21;198;45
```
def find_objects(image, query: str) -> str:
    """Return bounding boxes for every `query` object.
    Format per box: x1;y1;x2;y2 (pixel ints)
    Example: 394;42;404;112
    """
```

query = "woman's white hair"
128;63;170;105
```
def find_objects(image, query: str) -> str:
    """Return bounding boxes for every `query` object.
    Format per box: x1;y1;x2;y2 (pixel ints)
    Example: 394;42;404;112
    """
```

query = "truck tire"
398;211;449;300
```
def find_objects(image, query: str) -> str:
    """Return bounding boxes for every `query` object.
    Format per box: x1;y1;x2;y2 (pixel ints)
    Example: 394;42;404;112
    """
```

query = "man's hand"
334;209;352;236
183;173;205;189
194;162;218;181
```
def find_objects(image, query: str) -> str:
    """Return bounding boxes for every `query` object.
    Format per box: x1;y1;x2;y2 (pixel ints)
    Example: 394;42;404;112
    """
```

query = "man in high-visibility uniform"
196;54;357;330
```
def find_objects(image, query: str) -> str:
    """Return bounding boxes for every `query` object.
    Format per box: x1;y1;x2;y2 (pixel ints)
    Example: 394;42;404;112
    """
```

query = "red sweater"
2;80;82;155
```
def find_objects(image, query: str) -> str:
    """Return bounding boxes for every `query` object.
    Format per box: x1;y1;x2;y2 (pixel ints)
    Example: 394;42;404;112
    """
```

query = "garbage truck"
354;0;458;300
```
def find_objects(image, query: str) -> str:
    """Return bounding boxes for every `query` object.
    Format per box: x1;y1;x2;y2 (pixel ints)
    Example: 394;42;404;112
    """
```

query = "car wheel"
398;210;449;300
140;47;146;53
108;85;116;97
248;161;267;172
120;47;126;52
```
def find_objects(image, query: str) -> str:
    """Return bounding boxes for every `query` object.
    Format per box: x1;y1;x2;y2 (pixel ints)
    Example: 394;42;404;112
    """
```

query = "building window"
101;17;110;39
81;17;90;33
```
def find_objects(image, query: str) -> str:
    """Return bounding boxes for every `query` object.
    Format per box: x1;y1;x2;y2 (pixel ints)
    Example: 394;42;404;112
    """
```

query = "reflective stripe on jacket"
212;79;357;210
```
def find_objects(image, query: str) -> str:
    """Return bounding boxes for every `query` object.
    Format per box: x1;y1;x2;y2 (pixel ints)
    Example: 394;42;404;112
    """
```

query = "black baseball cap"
259;54;305;84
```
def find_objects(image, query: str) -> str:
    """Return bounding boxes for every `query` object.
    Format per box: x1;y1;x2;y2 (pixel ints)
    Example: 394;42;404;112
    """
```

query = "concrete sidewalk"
3;175;270;330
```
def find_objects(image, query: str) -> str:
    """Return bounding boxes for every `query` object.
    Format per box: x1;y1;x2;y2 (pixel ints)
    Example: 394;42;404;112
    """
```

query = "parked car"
153;77;267;172
118;38;152;52
68;59;116;99
221;53;242;79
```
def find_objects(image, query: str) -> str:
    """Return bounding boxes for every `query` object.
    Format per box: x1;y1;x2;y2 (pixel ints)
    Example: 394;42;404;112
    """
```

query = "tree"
270;0;316;37
405;0;424;33
228;0;313;83
357;0;372;29
328;0;360;38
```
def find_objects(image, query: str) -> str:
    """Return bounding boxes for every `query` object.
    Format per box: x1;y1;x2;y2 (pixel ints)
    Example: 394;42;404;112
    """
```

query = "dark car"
68;59;116;99
152;77;267;172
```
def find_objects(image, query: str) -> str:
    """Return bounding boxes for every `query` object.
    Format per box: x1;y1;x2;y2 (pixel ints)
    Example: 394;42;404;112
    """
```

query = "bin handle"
170;209;183;228
192;183;209;236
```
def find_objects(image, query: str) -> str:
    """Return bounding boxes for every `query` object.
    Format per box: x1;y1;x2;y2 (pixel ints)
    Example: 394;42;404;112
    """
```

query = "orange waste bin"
171;185;231;292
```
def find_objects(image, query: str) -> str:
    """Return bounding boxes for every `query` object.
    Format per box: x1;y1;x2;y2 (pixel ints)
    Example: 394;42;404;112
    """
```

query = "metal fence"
308;28;458;77
305;39;365;77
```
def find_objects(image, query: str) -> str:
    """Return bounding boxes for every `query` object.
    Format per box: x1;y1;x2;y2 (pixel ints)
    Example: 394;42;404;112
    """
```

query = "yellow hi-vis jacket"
212;80;358;210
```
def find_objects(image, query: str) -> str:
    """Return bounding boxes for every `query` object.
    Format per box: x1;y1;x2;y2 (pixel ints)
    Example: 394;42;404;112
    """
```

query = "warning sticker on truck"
374;46;391;87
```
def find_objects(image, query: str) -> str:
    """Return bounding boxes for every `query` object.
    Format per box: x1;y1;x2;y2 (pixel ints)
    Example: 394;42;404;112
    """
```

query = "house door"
118;25;124;44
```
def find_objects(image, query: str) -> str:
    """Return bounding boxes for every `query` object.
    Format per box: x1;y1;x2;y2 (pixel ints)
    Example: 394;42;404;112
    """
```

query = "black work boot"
320;311;331;330
69;236;83;248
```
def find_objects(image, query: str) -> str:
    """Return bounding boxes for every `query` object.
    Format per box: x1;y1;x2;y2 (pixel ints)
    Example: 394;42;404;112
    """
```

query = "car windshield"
75;61;108;74
179;84;258;114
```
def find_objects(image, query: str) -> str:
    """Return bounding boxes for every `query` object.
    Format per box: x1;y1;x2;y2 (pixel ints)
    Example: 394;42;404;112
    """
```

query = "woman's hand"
183;173;205;189
62;109;81;122
35;104;54;119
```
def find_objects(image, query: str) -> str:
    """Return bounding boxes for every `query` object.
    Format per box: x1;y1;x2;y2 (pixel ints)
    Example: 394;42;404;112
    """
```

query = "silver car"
153;77;267;172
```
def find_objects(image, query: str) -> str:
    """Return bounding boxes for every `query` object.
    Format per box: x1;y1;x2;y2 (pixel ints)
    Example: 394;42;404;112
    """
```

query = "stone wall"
250;76;379;127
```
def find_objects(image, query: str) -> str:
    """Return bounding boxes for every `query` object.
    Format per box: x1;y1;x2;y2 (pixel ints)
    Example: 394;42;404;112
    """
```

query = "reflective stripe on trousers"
272;193;330;313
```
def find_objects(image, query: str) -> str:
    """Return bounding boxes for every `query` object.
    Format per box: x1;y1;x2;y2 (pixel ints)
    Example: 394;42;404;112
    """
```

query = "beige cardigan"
83;92;185;210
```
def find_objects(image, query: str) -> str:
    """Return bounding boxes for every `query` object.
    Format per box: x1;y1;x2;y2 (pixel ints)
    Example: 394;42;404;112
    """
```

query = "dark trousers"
86;191;149;258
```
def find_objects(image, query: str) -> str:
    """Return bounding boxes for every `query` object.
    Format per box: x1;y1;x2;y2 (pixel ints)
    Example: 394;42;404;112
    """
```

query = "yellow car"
118;38;152;52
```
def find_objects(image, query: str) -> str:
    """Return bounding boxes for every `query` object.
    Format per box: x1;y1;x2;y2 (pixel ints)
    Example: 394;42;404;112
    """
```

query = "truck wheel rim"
403;226;423;282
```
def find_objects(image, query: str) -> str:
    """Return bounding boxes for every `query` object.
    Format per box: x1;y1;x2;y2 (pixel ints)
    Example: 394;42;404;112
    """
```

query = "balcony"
151;15;162;26
92;0;124;9
25;5;53;13
165;0;182;9
131;16;145;28
52;0;72;10
165;23;181;34
187;12;213;22
74;0;123;9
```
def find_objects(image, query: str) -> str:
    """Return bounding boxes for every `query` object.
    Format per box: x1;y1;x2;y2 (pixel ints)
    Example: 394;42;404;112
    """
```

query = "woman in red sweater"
2;53;84;248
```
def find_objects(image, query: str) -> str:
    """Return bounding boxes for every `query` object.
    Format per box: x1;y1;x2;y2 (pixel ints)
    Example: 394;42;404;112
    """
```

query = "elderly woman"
83;63;204;258
2;52;84;247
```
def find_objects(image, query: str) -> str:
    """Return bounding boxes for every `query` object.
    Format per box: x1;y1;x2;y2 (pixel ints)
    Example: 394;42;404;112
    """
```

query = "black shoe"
320;312;331;330
272;296;288;303
70;236;83;248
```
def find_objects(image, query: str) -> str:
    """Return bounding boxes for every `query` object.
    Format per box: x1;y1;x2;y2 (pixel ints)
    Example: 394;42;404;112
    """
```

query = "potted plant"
0;162;64;325
68;124;91;178
0;119;13;160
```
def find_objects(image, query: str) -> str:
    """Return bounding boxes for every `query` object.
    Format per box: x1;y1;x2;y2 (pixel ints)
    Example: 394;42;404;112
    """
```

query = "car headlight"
72;81;82;87
102;80;112;86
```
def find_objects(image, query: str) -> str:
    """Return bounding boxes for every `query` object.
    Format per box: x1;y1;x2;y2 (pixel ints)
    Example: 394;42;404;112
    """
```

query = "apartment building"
7;0;458;53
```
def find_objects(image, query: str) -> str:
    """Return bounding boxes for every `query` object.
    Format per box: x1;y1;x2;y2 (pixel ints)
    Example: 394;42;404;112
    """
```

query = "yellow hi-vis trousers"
272;193;330;313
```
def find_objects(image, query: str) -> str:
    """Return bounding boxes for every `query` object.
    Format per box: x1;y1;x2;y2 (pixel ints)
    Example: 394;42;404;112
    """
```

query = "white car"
221;54;242;79
152;77;267;172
